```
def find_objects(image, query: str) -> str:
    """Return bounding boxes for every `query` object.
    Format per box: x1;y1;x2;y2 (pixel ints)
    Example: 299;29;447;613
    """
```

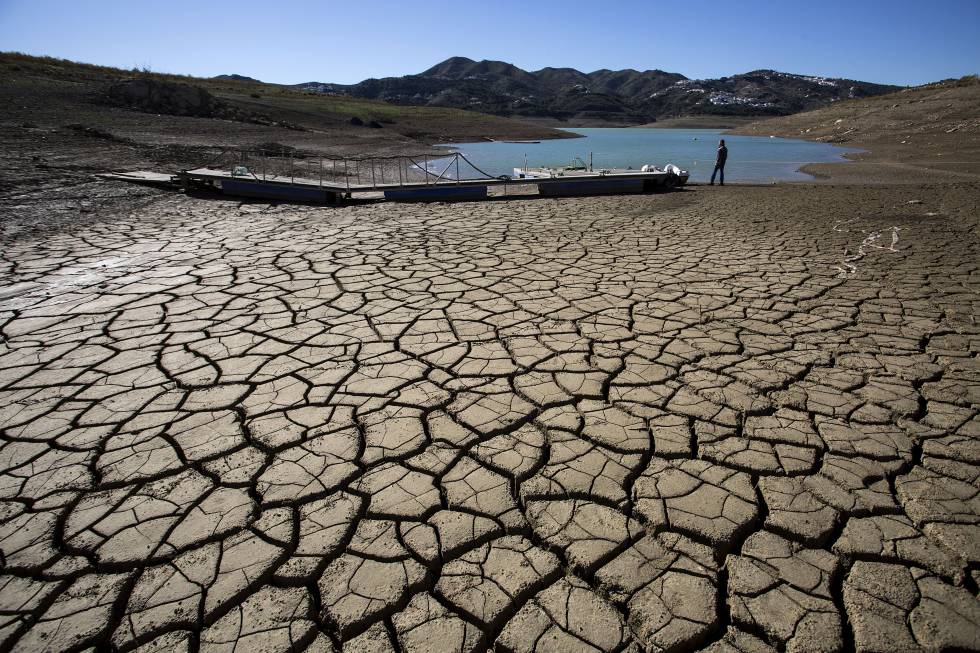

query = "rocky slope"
293;56;900;123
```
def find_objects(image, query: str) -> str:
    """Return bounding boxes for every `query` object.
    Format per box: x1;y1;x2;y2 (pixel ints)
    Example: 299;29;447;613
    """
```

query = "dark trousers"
711;164;725;185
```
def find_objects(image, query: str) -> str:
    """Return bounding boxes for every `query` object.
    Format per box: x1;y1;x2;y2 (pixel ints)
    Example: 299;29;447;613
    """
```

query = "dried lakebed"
0;184;978;652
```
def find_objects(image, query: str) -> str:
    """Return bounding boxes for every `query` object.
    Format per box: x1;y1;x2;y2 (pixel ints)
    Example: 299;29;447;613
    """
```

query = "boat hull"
514;167;689;191
219;178;338;203
538;178;647;196
384;186;488;202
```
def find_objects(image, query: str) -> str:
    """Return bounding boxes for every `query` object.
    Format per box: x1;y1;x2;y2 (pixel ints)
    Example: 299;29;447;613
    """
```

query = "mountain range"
272;57;901;124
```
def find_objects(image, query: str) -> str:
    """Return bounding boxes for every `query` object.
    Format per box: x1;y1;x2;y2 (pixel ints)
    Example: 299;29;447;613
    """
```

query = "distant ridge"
288;57;901;123
213;73;263;83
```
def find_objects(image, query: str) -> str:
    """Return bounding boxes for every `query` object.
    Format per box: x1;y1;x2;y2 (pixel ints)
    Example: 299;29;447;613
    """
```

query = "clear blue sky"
1;0;977;86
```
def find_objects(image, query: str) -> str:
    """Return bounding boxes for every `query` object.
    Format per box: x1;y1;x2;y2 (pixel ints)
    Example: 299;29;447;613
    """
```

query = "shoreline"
433;126;866;186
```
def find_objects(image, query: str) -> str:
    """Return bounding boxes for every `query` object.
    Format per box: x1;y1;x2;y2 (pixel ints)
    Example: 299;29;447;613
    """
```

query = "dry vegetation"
0;52;569;157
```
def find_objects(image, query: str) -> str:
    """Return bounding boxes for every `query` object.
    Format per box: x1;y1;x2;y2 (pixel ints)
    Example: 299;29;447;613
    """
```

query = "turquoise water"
439;128;860;183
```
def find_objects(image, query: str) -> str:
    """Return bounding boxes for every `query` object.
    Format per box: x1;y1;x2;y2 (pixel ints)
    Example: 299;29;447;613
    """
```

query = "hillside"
213;73;264;83
0;52;570;158
735;75;980;180
296;56;900;124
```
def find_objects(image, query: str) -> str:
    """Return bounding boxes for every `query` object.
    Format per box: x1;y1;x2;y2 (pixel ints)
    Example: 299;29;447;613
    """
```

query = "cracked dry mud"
0;184;978;652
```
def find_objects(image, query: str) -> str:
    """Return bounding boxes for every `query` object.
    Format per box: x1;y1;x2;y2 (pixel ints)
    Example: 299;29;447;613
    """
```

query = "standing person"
710;139;727;185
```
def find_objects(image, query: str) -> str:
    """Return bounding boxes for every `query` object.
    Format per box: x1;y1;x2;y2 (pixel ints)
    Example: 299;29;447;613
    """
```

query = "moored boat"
513;157;689;193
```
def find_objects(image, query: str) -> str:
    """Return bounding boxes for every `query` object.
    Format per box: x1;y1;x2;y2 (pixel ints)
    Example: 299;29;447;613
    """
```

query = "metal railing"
192;147;502;193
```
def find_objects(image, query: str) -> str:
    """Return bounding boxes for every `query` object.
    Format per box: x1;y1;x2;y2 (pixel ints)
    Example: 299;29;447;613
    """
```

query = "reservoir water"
440;128;860;183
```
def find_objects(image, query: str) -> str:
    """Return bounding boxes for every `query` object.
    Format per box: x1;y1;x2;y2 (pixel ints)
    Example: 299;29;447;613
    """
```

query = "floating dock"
98;151;688;205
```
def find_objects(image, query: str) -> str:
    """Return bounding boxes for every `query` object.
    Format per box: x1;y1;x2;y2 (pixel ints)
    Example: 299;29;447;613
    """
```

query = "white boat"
512;157;689;193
